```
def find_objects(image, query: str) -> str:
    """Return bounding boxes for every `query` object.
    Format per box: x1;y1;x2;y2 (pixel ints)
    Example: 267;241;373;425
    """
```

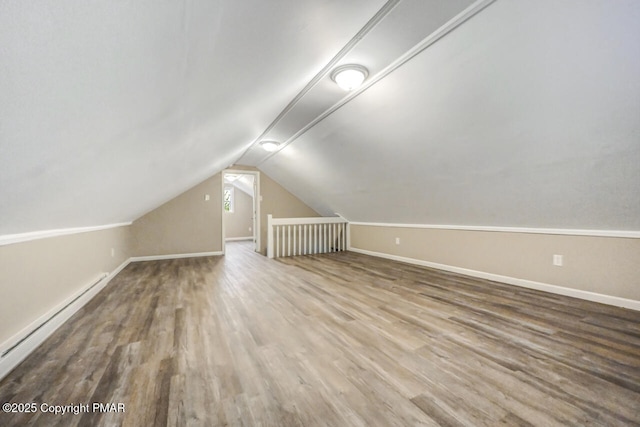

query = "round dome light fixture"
331;64;369;91
260;140;281;152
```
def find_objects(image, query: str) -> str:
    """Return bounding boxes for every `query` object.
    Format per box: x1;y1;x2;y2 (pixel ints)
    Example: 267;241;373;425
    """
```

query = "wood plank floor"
1;241;639;426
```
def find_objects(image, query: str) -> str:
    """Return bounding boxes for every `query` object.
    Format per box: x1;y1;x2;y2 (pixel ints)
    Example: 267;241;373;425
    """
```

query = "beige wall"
225;187;253;239
350;225;640;301
258;170;319;254
0;226;131;346
224;165;319;254
129;167;318;256
0;168;318;347
130;174;222;256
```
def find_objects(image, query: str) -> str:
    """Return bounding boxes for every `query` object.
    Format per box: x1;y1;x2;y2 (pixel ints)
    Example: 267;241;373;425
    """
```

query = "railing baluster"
334;223;337;252
332;223;336;252
268;217;348;258
293;225;297;256
326;223;329;253
267;215;273;258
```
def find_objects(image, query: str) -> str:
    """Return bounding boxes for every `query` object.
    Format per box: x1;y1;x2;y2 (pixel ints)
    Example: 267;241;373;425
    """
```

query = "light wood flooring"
1;241;639;426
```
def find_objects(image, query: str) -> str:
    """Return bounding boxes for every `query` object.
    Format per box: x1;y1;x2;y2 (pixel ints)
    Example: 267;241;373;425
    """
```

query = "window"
223;186;234;212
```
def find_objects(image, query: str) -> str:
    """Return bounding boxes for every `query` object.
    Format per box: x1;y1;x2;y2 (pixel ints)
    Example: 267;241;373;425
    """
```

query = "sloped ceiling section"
2;0;639;237
224;174;254;197
257;0;640;230
0;0;385;235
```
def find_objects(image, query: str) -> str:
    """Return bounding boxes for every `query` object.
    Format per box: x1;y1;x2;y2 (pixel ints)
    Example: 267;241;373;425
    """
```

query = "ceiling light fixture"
331;64;369;91
260;140;281;152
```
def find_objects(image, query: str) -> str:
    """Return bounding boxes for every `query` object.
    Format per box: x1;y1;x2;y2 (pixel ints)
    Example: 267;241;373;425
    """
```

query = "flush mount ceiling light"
260;140;281;152
331;64;369;91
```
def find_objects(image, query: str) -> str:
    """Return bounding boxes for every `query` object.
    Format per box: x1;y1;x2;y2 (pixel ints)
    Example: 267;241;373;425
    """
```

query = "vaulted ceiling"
1;0;639;236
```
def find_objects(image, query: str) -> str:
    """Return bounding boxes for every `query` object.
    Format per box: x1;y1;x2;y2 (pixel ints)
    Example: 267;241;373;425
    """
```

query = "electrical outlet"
111;248;115;258
395;237;400;245
553;254;563;266
204;194;210;201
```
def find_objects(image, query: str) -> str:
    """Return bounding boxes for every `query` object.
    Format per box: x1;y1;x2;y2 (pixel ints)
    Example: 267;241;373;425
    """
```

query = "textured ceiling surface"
259;0;640;230
0;0;385;234
1;0;639;236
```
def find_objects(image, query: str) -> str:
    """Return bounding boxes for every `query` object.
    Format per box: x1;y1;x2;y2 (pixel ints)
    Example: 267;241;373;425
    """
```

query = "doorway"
222;170;260;254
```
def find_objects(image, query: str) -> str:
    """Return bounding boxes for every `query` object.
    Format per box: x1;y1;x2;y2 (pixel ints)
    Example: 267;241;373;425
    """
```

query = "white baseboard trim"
0;249;227;381
130;251;223;262
0;258;131;381
348;246;640;311
225;237;253;242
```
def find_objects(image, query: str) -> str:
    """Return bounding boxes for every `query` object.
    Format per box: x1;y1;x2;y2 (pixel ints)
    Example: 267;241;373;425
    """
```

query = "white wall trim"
349;222;640;239
0;258;131;380
129;251;223;262
348;246;640;311
225;237;253;242
0;222;133;247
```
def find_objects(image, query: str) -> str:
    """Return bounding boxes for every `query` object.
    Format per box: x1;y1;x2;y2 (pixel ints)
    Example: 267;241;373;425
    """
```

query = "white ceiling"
0;0;385;234
224;174;254;197
258;0;640;230
1;0;639;235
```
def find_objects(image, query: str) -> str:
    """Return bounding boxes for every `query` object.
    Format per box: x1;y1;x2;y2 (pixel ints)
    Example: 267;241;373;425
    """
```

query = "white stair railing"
267;215;349;259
